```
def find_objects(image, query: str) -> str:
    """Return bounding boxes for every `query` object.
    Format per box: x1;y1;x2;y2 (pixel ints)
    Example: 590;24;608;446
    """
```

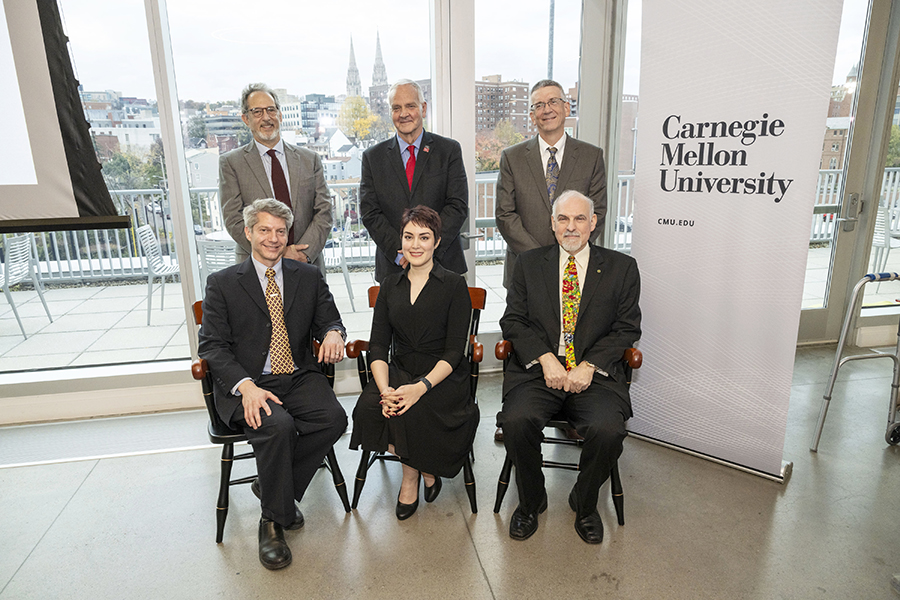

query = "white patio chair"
2;234;53;338
137;225;180;325
197;239;236;296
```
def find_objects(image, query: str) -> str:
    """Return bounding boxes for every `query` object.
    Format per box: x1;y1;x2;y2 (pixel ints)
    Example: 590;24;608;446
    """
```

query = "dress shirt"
398;130;424;166
255;139;291;200
230;257;293;395
538;132;568;174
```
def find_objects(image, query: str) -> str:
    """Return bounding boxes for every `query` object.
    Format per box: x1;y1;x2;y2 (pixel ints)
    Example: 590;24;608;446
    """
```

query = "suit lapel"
236;259;268;316
525;137;551;207
578;245;605;320
281;260;301;314
557;135;579;192
283;142;301;212
540;245;561;330
410;131;433;197
386;136;410;200
242;143;273;197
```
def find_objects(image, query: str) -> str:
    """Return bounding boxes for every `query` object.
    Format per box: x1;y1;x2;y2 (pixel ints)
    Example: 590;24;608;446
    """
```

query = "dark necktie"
265;268;294;375
546;146;559;204
266;149;295;245
405;145;416;190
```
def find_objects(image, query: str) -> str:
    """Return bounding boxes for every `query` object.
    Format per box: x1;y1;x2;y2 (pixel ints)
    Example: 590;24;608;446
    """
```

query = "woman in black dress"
349;205;479;520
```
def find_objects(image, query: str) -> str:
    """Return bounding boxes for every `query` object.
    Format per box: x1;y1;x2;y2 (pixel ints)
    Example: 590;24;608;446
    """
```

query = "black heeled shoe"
423;476;442;503
396;475;420;520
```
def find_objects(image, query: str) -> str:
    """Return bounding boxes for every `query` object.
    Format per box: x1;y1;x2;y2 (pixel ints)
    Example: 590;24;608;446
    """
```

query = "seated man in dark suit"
360;78;468;283
199;199;347;569
497;190;641;544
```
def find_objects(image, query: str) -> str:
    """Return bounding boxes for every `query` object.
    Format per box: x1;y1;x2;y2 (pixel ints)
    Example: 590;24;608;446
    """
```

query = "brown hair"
401;205;442;239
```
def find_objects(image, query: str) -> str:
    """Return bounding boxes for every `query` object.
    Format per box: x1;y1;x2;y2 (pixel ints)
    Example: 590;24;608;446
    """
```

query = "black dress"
349;262;479;478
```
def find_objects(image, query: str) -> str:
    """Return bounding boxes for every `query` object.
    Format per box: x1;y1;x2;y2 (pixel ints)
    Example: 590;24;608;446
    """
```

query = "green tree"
886;125;900;168
187;116;207;143
495;119;524;148
338;96;377;140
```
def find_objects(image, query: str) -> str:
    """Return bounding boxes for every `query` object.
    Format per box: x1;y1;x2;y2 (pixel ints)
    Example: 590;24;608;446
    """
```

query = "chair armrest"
346;339;370;359
624;348;642;369
191;358;208;381
495;340;512;361
470;335;483;363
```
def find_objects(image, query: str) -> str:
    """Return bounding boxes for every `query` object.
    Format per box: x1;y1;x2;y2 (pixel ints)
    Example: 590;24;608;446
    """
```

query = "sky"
58;0;868;104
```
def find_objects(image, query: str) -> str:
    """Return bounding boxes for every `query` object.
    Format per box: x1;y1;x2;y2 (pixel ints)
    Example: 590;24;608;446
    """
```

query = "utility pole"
548;0;555;79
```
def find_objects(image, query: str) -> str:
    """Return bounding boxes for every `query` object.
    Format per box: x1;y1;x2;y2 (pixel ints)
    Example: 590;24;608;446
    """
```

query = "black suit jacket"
360;131;468;282
499;244;641;408
198;258;345;424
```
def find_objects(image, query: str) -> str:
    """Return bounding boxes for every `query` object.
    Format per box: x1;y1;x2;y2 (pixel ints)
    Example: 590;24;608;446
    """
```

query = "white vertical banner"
629;0;843;476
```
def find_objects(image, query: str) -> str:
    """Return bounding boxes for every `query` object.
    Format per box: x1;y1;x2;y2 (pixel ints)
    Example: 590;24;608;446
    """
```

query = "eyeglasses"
245;106;279;118
530;97;567;112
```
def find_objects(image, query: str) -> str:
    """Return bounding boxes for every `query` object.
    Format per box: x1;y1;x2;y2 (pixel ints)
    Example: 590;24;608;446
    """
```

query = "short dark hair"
530;79;565;97
401;205;442;240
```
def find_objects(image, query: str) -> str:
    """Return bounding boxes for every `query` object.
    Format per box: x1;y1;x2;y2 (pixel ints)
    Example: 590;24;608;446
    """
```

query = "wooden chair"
190;301;351;543
345;285;485;514
492;340;643;525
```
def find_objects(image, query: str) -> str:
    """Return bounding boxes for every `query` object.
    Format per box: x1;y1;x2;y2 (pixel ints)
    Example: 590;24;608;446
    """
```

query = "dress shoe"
258;518;292;570
423;476;442;503
252;478;304;529
396;475;420;520
574;511;604;544
508;492;548;540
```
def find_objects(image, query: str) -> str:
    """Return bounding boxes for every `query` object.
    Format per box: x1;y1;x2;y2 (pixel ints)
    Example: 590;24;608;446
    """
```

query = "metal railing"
6;168;898;284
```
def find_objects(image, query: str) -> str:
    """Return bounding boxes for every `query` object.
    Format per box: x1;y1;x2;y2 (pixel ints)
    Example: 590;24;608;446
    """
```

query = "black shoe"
396;475;420;520
253;478;303;529
258;518;292;570
423;476;442;503
508;492;548;540
574;511;604;544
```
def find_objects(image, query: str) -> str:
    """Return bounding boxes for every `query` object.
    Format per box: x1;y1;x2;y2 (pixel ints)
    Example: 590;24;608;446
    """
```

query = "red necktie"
266;149;294;245
405;145;416;190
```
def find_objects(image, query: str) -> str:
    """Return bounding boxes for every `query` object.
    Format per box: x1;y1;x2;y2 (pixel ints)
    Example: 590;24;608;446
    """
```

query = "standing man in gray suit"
495;79;607;289
219;83;333;270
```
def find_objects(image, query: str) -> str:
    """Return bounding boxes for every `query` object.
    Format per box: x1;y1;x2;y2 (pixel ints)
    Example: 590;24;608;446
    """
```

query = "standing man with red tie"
360;79;468;283
220;83;333;270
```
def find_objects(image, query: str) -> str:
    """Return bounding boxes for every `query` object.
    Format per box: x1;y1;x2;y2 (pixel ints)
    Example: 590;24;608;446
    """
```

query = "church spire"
346;37;362;97
372;31;388;87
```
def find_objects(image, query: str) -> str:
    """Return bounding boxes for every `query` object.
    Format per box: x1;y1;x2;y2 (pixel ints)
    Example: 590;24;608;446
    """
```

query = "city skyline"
59;0;865;105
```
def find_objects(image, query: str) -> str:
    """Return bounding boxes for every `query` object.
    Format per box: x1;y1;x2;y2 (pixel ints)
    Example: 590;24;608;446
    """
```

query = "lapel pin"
596;269;602;274
423;145;430;153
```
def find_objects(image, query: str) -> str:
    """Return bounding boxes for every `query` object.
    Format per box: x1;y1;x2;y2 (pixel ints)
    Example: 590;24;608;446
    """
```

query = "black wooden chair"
190;301;351;543
345;285;485;514
492;339;643;525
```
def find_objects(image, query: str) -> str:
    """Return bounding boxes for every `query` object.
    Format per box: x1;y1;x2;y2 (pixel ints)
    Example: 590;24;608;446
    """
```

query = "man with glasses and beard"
219;83;332;270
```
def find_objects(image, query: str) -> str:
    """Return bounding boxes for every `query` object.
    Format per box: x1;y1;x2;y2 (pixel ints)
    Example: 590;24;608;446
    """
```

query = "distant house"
323;155;361;181
185;148;220;188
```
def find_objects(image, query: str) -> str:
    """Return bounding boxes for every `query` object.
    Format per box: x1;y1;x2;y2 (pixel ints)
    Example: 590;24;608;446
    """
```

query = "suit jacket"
360;131;468;282
499;243;641;409
219;140;333;269
198;258;345;425
495;135;607;287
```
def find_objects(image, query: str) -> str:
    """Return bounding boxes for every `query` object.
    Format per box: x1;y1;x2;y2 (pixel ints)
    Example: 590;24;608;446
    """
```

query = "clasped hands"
380;381;427;418
283;243;311;263
538;353;594;394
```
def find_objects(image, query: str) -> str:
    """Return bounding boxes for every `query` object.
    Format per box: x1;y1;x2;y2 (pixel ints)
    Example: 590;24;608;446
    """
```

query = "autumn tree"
338;96;378;140
475;120;525;172
886;125;900;168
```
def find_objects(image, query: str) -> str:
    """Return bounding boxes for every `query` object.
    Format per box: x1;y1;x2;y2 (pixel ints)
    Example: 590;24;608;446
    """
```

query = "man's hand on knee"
539;353;567;390
565;362;594;394
238;380;282;429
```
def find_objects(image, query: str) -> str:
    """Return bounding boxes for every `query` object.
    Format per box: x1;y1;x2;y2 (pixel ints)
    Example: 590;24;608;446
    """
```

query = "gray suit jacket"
219;140;333;270
495;135;607;287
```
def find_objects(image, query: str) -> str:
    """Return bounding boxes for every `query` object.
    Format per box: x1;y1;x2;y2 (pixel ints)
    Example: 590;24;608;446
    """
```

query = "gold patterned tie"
562;256;580;370
265;268;294;374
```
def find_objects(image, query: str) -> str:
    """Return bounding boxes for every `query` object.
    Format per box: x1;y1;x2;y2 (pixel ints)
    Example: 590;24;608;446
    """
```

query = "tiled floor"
1;347;899;599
